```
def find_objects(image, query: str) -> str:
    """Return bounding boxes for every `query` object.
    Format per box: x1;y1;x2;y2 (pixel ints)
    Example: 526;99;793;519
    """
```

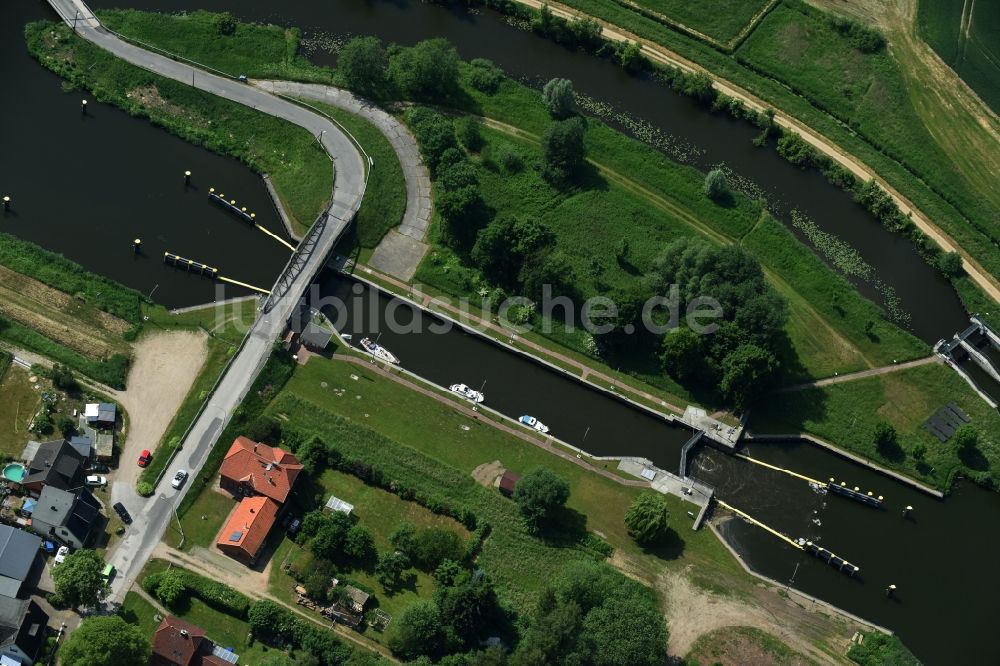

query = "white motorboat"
360;337;400;364
450;383;485;403
519;415;550;434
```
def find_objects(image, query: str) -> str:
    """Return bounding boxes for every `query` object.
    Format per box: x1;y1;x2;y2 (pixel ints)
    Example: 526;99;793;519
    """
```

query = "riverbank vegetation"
754;362;1000;491
25;22;331;236
504;0;1000;295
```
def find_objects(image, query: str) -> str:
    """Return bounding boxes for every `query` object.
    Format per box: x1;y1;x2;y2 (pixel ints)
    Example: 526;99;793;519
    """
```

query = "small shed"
301;323;333;351
68;435;92;460
344;585;370;614
325;495;354;515
95;433;114;461
498;471;521;497
84;403;116;428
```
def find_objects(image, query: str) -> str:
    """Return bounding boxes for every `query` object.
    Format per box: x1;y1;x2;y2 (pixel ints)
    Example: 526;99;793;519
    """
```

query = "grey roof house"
67;436;92;460
0;597;47;666
84;403;116;427
30;487;101;550
20;440;85;494
0;527;41;599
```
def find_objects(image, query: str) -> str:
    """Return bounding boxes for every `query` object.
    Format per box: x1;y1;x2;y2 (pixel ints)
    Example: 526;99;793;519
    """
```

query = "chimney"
249;508;255;514
253;444;258;453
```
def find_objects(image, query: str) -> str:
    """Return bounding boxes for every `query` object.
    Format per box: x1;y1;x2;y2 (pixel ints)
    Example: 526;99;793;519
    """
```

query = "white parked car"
85;475;107;487
54;546;70;565
171;469;189;489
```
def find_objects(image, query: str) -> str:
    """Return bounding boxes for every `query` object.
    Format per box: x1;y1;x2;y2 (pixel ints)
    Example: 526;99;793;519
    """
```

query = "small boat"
519;415;550;434
360;337;399;364
450;383;485;403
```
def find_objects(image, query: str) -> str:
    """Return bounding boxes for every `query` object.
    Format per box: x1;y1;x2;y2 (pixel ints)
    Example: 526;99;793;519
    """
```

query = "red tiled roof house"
216;437;302;566
151;616;231;666
215;495;280;565
218;436;303;503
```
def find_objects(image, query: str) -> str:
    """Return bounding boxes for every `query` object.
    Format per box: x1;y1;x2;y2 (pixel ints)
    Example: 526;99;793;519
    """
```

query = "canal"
86;0;968;343
325;274;998;665
8;0;995;661
2;0;293;309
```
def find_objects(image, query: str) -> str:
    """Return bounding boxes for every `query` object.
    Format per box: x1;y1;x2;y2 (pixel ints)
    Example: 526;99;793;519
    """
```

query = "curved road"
256;80;434;281
46;0;366;603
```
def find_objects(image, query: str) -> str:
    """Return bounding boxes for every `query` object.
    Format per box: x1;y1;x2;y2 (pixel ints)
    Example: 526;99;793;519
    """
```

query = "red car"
137;449;151;467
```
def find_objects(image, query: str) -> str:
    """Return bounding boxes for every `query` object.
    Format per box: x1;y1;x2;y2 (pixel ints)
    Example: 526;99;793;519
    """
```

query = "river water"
8;0;996;661
1;0;292;308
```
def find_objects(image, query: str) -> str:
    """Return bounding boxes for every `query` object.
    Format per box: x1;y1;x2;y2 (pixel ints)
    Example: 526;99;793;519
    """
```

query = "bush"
143;568;251;618
624;492;671;545
336;36;389;99
455;116;484;152
466;58;504;94
937;251;964;277
542;78;576;119
513;467;570;529
411;527;466;570
136;481;154;497
541;117;586;188
213;11;237;36
390;38;460;101
703;168;730;201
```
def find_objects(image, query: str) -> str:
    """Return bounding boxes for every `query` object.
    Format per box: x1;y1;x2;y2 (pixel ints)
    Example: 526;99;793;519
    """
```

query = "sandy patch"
472;460;504;488
112;330;208;490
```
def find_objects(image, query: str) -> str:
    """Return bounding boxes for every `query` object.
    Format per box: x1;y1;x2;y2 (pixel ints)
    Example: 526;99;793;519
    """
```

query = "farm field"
624;0;772;44
917;0;1000;113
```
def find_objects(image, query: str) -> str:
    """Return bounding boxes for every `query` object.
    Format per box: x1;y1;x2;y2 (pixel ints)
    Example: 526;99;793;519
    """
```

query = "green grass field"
0;366;39;461
99;9;332;83
304;101;407;248
918;0;1000;113
752;362;1000;491
274;358;742;597
684;625;806;665
26;22;331;236
165;486;236;550
625;0;772;43
268;467;469;646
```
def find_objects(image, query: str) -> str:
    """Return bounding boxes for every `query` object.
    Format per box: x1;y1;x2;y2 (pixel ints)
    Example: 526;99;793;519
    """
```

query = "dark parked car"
112;502;132;525
87;462;110;474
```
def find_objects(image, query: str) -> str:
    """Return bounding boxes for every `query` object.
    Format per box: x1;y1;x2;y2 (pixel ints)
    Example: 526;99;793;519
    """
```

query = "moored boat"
360;337;400;364
519;415;550;434
450;383;485;403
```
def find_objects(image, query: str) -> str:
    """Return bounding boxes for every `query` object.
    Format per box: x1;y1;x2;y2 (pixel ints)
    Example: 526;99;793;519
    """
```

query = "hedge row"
142;569;252;619
247;600;354;666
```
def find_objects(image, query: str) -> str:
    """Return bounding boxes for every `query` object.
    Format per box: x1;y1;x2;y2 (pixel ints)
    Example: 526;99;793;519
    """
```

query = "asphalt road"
46;0;366;603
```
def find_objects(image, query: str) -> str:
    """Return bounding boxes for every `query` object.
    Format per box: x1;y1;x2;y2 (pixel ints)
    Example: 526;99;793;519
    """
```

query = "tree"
873;421;899;457
455;116;485;152
337;36;389;98
345;524;377;562
624;492;671;545
52;549;109;609
407;108;459;174
390;522;417;553
433;559;464;587
467;58;505;94
703;168;730;201
155;569;186;608
389;600;447;659
310;512;353;561
519;250;577;303
51;363;80;394
541;117;586;187
376;551;411;590
953;424;979;452
937;251;963;277
472;215;555;289
297;436;327;475
580;594;668;666
660;327;704;383
213;11;237;36
136;481;154;497
510;600;584;665
718;343;777;411
411;528;465;570
437;185;486;251
57;415;76;437
435;576;500;645
514;467;570;529
390;38;460;101
542;78;576;119
33;410;53;435
61;615;150;666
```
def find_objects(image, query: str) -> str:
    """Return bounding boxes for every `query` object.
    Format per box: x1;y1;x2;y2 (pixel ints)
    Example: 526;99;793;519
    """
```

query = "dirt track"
513;0;1000;304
